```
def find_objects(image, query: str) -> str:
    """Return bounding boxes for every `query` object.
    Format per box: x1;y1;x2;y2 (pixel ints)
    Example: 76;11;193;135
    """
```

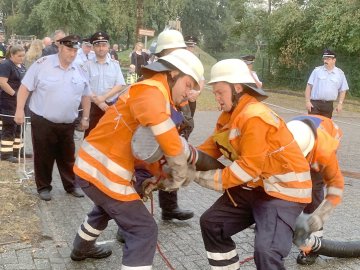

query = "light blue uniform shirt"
85;55;125;102
74;48;95;65
308;65;349;101
22;54;90;123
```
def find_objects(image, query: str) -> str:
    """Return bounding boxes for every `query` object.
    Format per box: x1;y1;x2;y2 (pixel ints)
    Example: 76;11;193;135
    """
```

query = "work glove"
164;152;188;188
180;137;198;165
189;167;223;192
307;199;335;232
141;175;167;201
293;220;321;254
293;213;312;248
293;199;335;247
141;153;188;199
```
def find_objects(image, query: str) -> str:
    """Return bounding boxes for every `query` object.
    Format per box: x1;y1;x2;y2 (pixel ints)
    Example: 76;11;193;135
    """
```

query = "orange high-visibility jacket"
198;94;312;204
300;115;344;206
74;73;183;201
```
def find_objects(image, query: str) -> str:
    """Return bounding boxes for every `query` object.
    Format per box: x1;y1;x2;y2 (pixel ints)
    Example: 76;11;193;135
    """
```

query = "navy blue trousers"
200;186;305;270
74;177;157;267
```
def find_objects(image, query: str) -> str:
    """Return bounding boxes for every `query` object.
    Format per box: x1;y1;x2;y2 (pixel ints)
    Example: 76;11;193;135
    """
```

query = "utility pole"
135;0;144;42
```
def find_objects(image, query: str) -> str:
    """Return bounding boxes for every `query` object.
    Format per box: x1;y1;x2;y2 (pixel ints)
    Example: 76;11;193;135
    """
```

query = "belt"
311;99;333;103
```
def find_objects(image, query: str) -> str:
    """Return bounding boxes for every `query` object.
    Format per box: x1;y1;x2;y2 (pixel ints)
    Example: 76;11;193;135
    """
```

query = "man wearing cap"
42;29;66;56
14;35;91;201
305;49;349;119
74;39;95;65
83;31;126;138
185;59;311;270
241;54;263;88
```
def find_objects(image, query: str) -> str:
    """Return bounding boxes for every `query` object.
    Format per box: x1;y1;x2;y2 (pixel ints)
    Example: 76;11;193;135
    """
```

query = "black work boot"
71;244;112;261
161;207;194;221
296;251;319;265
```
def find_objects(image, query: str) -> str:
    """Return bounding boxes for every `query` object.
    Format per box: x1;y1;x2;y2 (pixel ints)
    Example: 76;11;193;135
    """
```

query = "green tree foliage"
304;0;360;53
31;0;101;35
180;0;231;53
1;0;359;95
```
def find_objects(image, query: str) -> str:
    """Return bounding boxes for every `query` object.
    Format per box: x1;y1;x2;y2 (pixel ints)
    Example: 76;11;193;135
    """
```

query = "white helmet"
208;59;267;98
287;120;315;157
155;30;186;54
160;49;204;90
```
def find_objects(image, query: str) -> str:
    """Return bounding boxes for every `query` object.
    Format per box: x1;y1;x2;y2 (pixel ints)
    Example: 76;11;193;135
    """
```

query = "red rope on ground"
150;195;176;270
239;256;254;265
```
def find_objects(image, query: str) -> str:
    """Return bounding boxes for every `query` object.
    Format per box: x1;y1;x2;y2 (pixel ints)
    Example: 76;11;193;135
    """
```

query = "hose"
313;236;360;258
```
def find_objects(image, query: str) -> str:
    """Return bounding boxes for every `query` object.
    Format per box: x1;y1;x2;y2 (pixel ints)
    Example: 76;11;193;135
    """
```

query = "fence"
9;34;37;45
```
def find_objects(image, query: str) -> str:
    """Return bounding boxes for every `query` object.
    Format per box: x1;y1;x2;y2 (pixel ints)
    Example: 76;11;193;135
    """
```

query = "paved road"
1;110;360;270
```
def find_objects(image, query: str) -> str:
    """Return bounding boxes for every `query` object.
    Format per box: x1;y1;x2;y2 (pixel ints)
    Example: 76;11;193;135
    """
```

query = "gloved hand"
141;176;168;201
293;200;335;248
307;199;335;232
293;215;323;254
190;167;223;192
164;152;188;189
141;153;188;200
293;213;312;248
180;137;198;165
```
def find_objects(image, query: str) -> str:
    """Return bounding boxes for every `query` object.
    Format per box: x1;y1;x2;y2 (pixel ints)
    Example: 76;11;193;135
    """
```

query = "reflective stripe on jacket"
198;93;312;204
74;73;183;201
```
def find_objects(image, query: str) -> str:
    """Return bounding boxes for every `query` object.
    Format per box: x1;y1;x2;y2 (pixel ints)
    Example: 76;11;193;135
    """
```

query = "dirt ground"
0;161;40;250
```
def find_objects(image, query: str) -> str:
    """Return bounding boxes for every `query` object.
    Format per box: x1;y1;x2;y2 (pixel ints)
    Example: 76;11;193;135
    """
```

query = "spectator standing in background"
110;44;119;61
42;37;52;48
83;31;126;138
130;42;149;77
0;45;26;163
42;30;66;56
305;49;348;119
184;35;205;116
0;35;7;59
24;39;44;69
240;54;263;88
74;39;95;65
14;35;91;201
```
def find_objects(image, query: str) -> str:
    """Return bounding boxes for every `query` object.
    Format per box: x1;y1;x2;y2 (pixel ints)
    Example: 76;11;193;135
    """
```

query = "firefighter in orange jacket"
69;49;204;269
187;59;312;270
287;115;344;265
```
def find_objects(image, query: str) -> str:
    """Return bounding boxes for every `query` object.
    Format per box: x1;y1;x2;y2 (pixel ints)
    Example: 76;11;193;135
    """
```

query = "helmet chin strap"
167;72;184;100
230;83;244;112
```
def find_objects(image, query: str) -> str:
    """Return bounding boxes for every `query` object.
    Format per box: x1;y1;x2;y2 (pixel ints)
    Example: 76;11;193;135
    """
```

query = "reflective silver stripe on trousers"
76;157;137;196
83;216;102;235
0;147;13;152
229;161;253;183
207;249;238;261
1;140;13;145
150;117;175;136
78;227;97;241
80;140;133;181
